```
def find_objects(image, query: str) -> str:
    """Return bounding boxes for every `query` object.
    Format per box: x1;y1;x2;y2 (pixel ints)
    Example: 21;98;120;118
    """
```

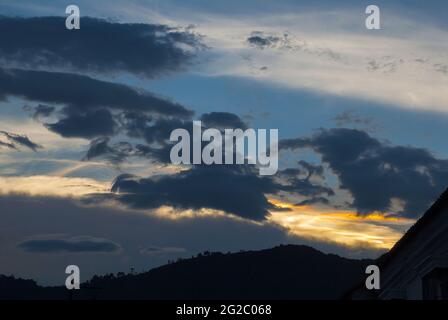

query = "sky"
0;0;447;285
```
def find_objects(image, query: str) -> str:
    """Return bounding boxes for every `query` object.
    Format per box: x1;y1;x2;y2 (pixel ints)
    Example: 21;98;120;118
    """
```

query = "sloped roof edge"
378;187;448;268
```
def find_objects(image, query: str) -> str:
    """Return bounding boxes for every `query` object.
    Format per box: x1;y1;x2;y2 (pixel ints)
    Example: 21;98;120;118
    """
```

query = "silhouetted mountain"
0;245;371;300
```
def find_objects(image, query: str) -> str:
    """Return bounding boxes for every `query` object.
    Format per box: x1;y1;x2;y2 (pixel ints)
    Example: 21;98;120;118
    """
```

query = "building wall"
379;205;448;300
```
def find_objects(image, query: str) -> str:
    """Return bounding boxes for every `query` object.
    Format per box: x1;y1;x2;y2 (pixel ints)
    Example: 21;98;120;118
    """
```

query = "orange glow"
0;175;110;197
268;198;414;250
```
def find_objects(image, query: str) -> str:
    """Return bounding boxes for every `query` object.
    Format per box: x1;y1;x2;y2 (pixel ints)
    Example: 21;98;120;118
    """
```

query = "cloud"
0;140;16;150
277;162;334;198
268;200;412;251
0;118;87;153
84;137;134;164
332;110;375;129
296;197;329;206
247;30;342;62
0;67;193;145
0;130;42;151
0;16;203;77
109;165;280;221
47;109;117;139
24;104;55;120
106;154;337;220
0;15;202;157
200;112;248;129
186;10;448;112
0;193;386;285
0;68;193;118
80;110;251;165
108;112;249;164
434;63;448;75
280;128;448;217
247;31;284;50
83;110;340;220
0;175;110;197
18;235;121;253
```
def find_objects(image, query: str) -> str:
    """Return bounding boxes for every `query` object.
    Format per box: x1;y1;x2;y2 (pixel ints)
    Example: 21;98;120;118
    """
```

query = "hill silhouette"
0;245;371;300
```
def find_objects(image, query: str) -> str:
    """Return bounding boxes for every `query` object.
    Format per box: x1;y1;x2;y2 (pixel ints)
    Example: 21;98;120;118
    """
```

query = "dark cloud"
101;112;335;217
332;110;375;128
280;128;448;217
133;143;172;164
24;104;55;120
0;16;203;77
107;153;335;220
84;137;133;164
247;31;282;49
121;111;244;146
86;112;248;164
47;109;117;139
0;68;193;117
0;67;193;142
296;160;325;179
0;130;42;152
103;115;192;164
247;31;342;63
0;15;201;152
0;140;16;150
109;165;280;221
200;112;248;130
434;63;448;75
278;161;334;198
18;236;121;253
139;118;190;145
118;112;250;164
296;197;330;206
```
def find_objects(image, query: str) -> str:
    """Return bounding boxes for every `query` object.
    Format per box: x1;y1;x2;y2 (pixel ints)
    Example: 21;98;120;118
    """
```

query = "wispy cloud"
0;130;42;151
186;11;448;112
0;175;110;197
18;235;121;253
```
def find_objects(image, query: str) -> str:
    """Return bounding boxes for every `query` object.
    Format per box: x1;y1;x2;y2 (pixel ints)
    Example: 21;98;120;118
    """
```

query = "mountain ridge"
0;244;372;300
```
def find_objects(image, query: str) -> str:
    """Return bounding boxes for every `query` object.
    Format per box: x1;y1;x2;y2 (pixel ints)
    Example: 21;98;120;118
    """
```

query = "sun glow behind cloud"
0;175;110;197
267;199;414;250
100;197;415;252
0;173;414;252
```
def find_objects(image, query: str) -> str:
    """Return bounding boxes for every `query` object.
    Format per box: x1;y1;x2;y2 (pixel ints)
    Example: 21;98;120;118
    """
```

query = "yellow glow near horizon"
267;198;414;250
0;174;414;252
0;175;110;197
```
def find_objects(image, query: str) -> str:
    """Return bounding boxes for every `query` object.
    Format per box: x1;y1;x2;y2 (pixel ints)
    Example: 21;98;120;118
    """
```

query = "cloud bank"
280;128;448;217
0;16;203;77
18;235;121;253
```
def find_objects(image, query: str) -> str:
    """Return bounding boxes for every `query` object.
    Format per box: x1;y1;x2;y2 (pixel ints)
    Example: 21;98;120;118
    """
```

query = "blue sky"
35;0;448;151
